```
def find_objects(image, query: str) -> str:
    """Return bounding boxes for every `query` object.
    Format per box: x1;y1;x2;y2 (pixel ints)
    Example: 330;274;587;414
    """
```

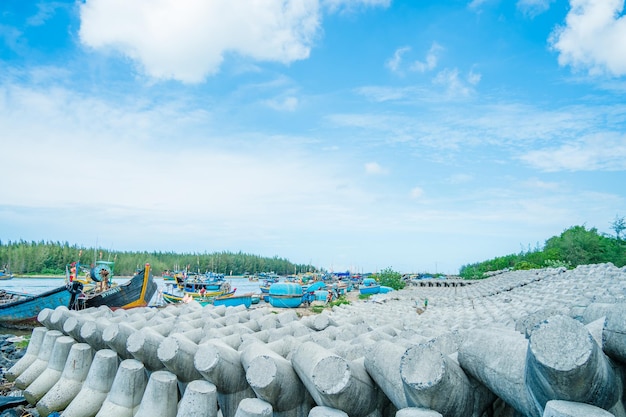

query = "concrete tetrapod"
234;398;273;417
241;340;315;417
457;328;539;417
62;349;120;417
95;359;148;417
126;327;167;372
308;406;349;417
157;333;204;382
36;343;94;417
176;379;218;417
395;408;444;417
400;341;493;417
194;339;256;417
364;340;410;410
134;370;179;417
526;315;620;413
603;304;626;364
14;329;63;390
543;400;616;417
24;335;76;404
102;322;140;360
291;341;387;417
6;326;48;382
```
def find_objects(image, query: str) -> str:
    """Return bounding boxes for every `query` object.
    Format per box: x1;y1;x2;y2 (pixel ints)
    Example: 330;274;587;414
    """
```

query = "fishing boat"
213;292;254;308
162;288;236;306
268;282;303;308
0;270;13;280
0;287;73;329
0;262;157;329
359;278;381;295
71;263;157;310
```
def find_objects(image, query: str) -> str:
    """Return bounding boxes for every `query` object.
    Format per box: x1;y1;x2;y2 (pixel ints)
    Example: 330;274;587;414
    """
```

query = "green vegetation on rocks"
460;221;626;279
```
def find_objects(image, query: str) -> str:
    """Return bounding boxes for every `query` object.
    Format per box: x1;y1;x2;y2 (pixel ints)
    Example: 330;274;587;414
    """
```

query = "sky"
1;0;626;274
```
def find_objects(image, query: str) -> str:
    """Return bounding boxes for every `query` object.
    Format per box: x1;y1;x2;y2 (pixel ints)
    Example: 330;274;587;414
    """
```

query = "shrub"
374;267;405;290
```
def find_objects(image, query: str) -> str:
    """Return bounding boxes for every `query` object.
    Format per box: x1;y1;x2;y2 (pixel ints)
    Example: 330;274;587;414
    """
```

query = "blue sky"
1;0;625;274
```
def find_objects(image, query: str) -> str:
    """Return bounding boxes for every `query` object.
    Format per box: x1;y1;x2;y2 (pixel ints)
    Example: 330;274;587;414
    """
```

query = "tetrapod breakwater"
6;263;626;417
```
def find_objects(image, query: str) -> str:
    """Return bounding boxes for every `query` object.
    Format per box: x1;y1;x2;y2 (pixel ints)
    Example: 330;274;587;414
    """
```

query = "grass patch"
359;293;373;300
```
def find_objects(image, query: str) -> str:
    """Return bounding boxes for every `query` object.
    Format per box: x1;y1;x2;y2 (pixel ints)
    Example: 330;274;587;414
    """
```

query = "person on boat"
100;268;110;291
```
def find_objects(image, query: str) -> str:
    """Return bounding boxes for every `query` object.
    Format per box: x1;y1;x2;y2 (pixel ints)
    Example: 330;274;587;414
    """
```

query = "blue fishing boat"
0;286;72;329
213;292;253;308
268;282;303;308
359;278;380;295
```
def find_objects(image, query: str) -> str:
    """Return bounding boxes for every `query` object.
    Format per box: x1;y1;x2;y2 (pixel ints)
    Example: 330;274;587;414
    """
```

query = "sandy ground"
262;287;363;317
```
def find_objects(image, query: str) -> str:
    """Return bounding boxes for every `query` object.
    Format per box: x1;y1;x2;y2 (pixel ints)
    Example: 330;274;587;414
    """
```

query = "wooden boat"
213;292;253;308
161;286;235;305
0;286;73;329
70;263;157;310
0;263;157;329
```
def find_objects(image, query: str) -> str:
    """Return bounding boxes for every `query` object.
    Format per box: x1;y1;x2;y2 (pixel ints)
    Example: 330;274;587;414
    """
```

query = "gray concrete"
62;349;120;417
234;398;273;417
157;333;204;382
194;339;256;417
6;326;47;382
24;335;76;404
292;341;386;417
36;342;94;417
526;315;619;412
603;303;626;363
134;370;179;417
14;329;63;390
543;400;616;417
176;379;218;417
95;359;148;417
458;328;540;417
400;341;492;417
241;341;314;417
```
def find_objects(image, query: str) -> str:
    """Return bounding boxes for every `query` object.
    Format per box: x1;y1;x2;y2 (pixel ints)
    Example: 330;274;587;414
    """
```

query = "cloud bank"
550;0;626;76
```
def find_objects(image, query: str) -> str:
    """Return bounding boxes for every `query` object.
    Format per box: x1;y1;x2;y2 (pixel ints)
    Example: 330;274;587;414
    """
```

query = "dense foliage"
459;224;626;279
0;240;315;276
373;267;405;290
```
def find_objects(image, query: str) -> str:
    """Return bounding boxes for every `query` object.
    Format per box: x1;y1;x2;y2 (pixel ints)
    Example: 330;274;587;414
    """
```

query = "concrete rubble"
6;262;626;417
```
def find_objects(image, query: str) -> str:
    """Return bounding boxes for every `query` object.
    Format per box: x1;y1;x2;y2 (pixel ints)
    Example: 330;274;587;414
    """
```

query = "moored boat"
0;287;73;329
213;292;253;308
268;282;303;308
359;277;381;295
71;263;157;310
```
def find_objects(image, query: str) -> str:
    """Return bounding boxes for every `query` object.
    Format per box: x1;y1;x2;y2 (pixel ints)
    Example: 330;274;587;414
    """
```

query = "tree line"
459;218;626;279
0;240;316;277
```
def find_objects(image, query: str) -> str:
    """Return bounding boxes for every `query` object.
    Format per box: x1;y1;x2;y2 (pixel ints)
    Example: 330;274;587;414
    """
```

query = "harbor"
2;263;626;417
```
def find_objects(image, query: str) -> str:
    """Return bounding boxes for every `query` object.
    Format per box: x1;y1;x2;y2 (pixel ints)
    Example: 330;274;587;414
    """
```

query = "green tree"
374;267;405;290
610;215;626;240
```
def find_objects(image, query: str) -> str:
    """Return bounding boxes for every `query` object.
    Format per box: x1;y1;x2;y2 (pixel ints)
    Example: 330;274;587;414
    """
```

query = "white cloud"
519;133;626;171
433;68;478;97
322;0;391;13
365;162;388;175
549;0;626;76
79;0;321;83
410;43;442;73
410;187;424;199
386;46;411;73
265;96;299;112
516;0;555;18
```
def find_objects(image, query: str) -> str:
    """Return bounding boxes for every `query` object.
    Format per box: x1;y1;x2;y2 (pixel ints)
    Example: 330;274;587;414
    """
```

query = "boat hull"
268;295;303;308
75;265;157;310
0;286;72;329
359;285;381;295
213;293;253;308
